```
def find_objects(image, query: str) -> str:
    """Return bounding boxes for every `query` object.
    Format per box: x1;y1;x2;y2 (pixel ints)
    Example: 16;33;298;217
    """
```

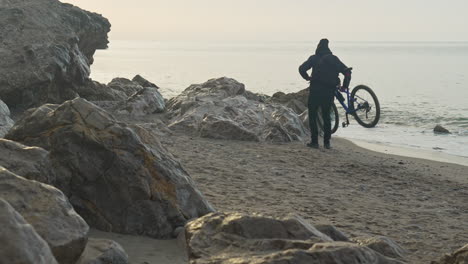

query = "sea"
90;40;468;159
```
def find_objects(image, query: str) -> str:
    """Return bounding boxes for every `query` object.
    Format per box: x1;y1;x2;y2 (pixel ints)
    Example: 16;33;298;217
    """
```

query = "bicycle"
317;84;381;134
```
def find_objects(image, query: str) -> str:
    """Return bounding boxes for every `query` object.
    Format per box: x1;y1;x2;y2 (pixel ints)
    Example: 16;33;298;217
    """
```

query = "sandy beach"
140;134;466;264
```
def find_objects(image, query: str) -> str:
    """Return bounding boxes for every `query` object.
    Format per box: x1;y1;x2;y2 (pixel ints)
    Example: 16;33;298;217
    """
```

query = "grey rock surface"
0;198;59;264
354;236;407;261
6;98;214;238
166;77;308;142
132;74;159;89
0;0;110;108
0;167;89;264
431;244;468;264
183;212;406;264
76;239;129;264
0;99;14;137
118;87;165;116
268;88;309;114
107;77;144;97
76;80;127;102
434;125;451;134
0;139;55;184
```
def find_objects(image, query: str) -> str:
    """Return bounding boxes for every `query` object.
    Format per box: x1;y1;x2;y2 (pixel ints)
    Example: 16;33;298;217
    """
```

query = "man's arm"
335;56;352;88
298;56;315;81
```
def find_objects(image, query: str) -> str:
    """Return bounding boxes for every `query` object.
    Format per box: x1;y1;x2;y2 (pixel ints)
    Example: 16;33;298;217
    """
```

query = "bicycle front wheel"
350;85;380;128
317;103;339;135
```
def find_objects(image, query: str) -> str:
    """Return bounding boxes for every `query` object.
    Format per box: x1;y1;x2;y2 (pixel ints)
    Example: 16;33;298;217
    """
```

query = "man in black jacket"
299;39;351;149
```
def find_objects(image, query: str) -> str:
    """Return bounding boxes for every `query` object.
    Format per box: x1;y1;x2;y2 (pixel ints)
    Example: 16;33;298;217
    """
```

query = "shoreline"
340;137;468;168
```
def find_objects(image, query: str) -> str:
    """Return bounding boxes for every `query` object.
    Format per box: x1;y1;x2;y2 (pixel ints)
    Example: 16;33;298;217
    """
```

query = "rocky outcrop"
0;198;59;264
75;80;127;102
354;236;407;261
431;244;468;264
6;98;214;238
0;0;110;108
0;167;89;264
166;77;308;142
268;88;309;114
434;125;451;134
132;74;159;89
0;99;14;137
117;87;165;116
107;77;144;97
182;212;406;264
77;239;129;264
0;139;56;184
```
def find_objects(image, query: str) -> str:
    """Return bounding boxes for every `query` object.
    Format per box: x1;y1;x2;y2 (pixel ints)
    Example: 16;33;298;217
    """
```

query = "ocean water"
90;40;468;159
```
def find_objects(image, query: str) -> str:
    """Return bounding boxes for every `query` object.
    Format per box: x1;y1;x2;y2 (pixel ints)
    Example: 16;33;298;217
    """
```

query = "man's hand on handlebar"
339;86;349;92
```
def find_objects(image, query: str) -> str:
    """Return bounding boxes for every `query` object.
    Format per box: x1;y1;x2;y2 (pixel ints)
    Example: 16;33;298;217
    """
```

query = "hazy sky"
61;0;468;42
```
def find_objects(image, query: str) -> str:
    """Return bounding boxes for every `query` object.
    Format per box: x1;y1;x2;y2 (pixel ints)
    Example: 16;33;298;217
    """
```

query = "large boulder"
76;239;129;264
0;0;110;108
107;77;144;97
132;74;159;89
0;167;89;264
6;98;214;238
117;87;165;116
354;236;407;261
0;99;14;137
166;77;308;142
268;88;309;114
431;244;468;264
182;212;406;264
0;198;59;264
0;139;55;184
76;80;127;102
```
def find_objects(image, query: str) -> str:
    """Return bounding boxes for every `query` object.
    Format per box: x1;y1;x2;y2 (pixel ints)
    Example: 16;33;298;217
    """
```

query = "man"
299;39;351;149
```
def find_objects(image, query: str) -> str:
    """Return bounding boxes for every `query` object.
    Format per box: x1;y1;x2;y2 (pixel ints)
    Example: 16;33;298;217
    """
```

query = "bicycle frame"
334;88;357;115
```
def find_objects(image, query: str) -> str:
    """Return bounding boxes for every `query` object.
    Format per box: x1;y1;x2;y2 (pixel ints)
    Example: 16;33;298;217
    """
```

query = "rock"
431;244;468;264
182;212;406;264
0;167;89;264
315;224;350;242
434;125;451;134
76;239;129;264
0;198;59;264
117;87;165;116
269;88;309;114
0;0;110;108
76;80;128;102
107;77;144;97
354;236;407;260
6;98;214;238
166;77;308;142
0;99;14;137
132;74;159;89
0;139;56;184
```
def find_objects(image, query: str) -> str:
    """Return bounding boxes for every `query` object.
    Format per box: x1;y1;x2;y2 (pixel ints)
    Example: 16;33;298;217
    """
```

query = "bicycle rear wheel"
350;85;380;128
317;103;339;135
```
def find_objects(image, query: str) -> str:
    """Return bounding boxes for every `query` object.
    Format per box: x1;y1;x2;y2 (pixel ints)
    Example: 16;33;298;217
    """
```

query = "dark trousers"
308;85;334;144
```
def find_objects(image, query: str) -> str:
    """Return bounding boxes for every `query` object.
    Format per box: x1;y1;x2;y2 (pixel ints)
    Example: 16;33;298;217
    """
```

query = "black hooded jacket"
299;39;351;88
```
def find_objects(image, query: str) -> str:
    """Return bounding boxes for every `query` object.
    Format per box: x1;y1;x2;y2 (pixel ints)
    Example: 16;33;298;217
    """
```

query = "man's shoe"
307;142;319;149
324;142;331;149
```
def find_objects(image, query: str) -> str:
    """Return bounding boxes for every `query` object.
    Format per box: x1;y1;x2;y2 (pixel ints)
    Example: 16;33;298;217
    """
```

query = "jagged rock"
269;88;309;114
0;99;14;137
76;80;127;102
434;125;451;134
117;87;165;116
0;0;110;108
132;74;159;89
76;239;129;264
0;167;89;264
0;198;59;264
6;98;214;238
107;77;144;97
0;139;55;184
315;224;350;242
166;77;308;142
354;236;407;261
182;212;406;264
431;244;468;264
